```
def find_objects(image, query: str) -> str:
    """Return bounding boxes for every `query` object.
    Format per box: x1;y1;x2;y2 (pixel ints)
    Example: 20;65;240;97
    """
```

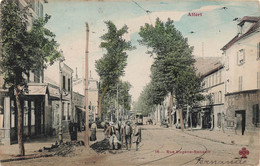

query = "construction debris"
38;140;85;157
90;139;110;153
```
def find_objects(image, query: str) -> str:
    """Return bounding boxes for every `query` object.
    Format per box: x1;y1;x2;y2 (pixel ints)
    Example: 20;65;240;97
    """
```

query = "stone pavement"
171;127;260;147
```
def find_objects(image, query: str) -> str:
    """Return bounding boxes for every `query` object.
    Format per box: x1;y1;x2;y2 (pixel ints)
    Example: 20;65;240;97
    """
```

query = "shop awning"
25;84;47;96
47;86;60;99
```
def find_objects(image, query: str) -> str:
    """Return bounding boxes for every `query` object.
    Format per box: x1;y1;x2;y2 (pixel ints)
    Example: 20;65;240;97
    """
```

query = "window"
24;101;28;126
63;76;66;90
67;103;70;120
238;76;243;91
212;93;215;104
205;78;208;88
257;42;260;59
225;80;229;94
219;71;222;83
215;72;218;84
212;74;214;86
237;49;245;65
226;56;229;70
31;101;35;126
34;70;40;83
217;113;221;128
219;91;222;103
68;78;71;92
62;102;65;120
252;104;259;127
11;100;15;127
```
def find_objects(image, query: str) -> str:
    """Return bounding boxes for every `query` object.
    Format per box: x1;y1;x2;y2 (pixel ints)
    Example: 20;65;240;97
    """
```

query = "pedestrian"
133;124;142;151
120;121;125;148
105;122;119;149
124;121;132;150
90;121;97;142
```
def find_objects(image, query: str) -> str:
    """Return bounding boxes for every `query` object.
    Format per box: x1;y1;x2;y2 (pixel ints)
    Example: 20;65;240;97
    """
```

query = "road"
2;125;259;166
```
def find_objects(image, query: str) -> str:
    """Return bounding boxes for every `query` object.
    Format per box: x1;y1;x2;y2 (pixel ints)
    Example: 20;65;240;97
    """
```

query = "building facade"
195;57;225;130
221;16;260;135
0;0;51;145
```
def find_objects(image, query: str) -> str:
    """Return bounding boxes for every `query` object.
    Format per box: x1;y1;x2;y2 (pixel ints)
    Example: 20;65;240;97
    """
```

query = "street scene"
0;0;260;166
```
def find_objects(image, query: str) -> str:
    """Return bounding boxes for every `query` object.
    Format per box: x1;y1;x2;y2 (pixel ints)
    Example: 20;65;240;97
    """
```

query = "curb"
0;153;54;163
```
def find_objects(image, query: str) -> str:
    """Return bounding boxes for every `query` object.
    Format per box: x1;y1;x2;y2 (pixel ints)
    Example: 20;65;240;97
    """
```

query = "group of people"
104;120;141;151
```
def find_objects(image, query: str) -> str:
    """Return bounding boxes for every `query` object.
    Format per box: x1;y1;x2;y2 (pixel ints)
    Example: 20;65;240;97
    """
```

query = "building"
88;72;99;121
0;0;51;145
221;16;260;135
73;71;99;123
195;57;225;130
44;61;73;133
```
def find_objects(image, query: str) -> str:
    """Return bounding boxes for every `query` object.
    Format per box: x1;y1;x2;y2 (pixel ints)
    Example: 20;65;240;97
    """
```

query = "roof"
238;16;260;26
221;16;260;51
194;57;223;77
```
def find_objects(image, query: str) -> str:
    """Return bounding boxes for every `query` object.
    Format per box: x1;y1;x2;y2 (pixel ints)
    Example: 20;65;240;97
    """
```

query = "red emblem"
239;147;249;158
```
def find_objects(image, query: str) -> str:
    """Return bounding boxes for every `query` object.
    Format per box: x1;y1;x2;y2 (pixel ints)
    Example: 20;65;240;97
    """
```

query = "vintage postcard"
0;0;259;165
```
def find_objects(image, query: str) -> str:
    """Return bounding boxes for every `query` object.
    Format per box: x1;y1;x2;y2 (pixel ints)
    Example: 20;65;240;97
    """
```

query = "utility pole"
58;57;64;144
85;22;89;147
117;83;119;121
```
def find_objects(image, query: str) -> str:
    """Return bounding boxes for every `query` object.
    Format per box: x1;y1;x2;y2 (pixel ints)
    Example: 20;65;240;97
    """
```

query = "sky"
43;0;260;102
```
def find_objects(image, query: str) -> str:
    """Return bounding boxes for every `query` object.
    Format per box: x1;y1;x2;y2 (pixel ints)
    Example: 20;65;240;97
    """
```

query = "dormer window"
237;49;245;65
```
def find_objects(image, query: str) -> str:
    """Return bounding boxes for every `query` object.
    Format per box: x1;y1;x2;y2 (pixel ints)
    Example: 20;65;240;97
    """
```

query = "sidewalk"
0;129;105;162
172;127;260;147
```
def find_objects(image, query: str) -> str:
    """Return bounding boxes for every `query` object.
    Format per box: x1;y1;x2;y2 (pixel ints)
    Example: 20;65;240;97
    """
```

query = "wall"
225;30;260;94
225;90;260;132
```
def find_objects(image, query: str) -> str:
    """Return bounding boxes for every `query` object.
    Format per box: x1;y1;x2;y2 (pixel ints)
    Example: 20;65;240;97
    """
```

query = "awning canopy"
26;84;47;96
47;86;60;100
25;84;61;100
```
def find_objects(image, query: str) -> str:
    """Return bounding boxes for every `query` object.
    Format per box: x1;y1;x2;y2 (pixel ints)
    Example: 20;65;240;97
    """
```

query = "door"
235;110;246;135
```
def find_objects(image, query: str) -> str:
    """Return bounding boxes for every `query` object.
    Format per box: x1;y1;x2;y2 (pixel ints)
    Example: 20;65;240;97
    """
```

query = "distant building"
221;16;260;135
195;57;225;130
45;61;73;133
73;70;99;123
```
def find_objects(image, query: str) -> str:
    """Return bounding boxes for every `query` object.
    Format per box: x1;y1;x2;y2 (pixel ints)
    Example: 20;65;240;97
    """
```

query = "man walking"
124;121;132;150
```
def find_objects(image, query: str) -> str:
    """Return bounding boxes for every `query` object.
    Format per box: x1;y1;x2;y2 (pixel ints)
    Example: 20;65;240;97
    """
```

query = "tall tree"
0;0;61;155
139;18;201;128
95;21;134;119
101;80;132;119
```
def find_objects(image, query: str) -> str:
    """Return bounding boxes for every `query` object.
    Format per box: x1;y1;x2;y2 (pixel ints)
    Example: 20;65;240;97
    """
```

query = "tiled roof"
194;57;223;77
221;16;260;51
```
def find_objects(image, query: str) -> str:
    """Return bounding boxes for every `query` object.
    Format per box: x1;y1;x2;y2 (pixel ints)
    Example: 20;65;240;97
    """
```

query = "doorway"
235;110;246;135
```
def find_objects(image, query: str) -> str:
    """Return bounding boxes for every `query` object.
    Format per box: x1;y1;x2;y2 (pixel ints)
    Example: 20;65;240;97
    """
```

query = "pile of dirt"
90;139;110;153
38;140;85;157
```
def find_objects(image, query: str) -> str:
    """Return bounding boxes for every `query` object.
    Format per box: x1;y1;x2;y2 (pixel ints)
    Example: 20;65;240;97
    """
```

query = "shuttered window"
252;104;259;127
238;76;243;91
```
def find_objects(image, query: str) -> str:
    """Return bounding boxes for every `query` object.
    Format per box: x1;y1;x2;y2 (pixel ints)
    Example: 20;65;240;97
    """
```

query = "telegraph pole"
117;83;119;121
85;22;89;147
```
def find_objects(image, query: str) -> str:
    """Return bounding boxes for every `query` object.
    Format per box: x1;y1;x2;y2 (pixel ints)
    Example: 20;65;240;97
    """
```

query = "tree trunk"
15;85;25;156
177;104;184;132
168;92;174;127
190;110;193;131
178;107;184;132
97;84;109;119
